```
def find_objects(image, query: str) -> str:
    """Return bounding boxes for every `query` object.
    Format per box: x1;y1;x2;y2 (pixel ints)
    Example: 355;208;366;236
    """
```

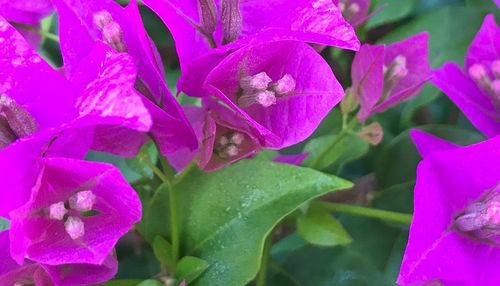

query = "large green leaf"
297;205;352;247
167;160;352;286
380;5;486;68
366;0;416;29
304;133;369;172
269;245;390;286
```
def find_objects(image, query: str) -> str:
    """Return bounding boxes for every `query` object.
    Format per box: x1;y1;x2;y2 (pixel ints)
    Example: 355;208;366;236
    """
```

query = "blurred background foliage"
36;0;497;285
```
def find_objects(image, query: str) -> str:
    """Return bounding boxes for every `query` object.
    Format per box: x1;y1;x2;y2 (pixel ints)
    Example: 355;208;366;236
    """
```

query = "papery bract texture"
0;231;118;286
9;158;141;266
143;0;359;71
53;0;198;157
432;15;500;137
338;0;371;27
398;131;500;286
205;40;344;148
0;18;151;218
0;0;53;47
352;33;430;122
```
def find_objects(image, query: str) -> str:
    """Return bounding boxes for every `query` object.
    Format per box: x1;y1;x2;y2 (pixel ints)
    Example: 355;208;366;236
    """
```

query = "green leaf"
399;84;441;129
153;236;174;267
143;184;171;243
126;141;158;178
375;125;483;187
366;0;416;29
269;245;390;286
175;256;210;284
137;280;164;286
171;160;352;286
304;133;369;172
0;217;9;231
99;279;143;286
379;5;486;68
297;205;352;247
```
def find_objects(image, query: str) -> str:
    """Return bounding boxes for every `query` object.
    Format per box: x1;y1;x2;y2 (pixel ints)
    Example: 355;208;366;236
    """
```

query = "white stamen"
65;216;85;240
69;190;96;212
240;72;272;91
230;133;244;145
271;74;296;96
49;202;67;221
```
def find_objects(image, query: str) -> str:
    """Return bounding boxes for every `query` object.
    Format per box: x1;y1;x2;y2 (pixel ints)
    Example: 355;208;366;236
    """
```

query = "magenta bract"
432;15;500;137
53;0;198;158
9;157;141;266
352;33;430;122
398;130;500;285
204;40;344;148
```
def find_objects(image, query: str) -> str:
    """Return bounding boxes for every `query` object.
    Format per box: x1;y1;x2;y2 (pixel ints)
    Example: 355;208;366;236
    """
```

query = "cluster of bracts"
0;0;498;285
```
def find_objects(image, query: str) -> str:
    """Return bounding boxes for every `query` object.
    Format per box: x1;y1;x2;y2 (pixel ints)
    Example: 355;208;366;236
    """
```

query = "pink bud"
69;190;96;212
102;22;127;52
197;0;218;35
65;216;85;240
49;202;67;221
221;0;242;44
0;94;38;139
454;187;500;241
358;122;384;145
93;10;113;30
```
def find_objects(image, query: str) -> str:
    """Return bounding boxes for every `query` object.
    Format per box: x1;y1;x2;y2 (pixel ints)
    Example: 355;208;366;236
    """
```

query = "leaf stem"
316;202;413;225
256;234;273;286
168;184;180;270
310;114;355;169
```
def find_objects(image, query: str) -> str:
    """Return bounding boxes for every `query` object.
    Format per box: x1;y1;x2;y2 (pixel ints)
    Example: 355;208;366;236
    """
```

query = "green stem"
310;114;354;169
142;157;169;184
316;202;413;225
168;184;180;270
256;234;273;286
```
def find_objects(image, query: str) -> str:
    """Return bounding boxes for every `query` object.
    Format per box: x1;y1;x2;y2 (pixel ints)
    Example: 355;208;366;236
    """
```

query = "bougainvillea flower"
170;100;261;171
143;0;359;72
52;0;198;157
9;157;141;267
0;17;151;216
0;231;118;286
398;130;500;285
432;15;500;137
337;0;371;27
204;40;344;148
352;33;430;122
0;0;53;47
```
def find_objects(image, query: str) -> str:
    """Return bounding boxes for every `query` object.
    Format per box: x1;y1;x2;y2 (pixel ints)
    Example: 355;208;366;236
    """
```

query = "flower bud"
0;94;38;140
197;0;218;35
102;22;127;52
340;87;359;114
221;0;242;44
454;187;500;243
93;10;113;30
358;122;384;145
